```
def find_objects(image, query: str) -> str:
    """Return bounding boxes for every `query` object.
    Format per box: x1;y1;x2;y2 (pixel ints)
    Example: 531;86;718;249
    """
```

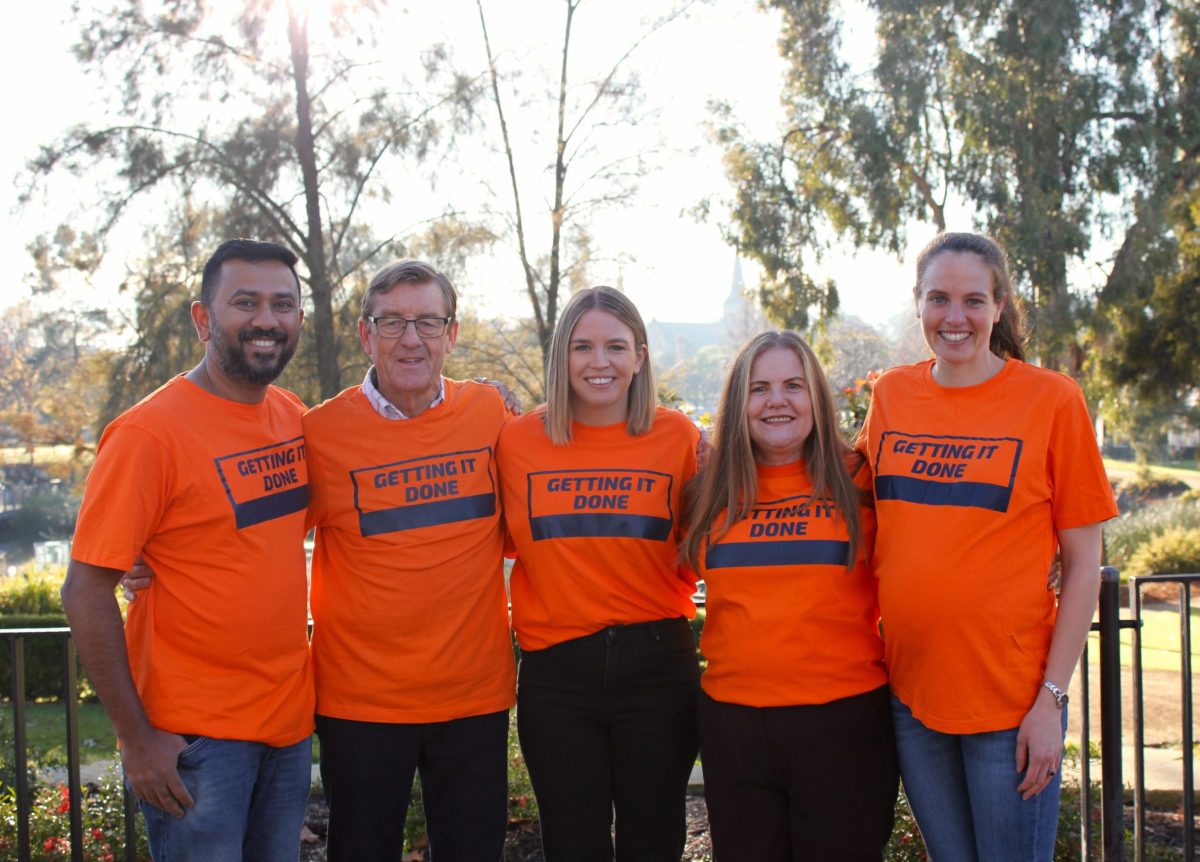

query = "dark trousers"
698;686;899;862
517;617;700;862
316;710;509;862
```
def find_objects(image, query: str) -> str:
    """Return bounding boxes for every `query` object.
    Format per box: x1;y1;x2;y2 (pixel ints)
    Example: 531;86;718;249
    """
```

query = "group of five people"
62;229;1116;861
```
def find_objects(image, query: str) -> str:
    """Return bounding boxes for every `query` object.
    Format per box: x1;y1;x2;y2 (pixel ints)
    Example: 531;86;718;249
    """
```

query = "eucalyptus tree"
25;0;480;400
720;0;1200;382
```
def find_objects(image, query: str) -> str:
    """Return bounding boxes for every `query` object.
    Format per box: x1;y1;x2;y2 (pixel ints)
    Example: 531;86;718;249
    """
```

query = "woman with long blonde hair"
684;330;898;861
496;285;702;861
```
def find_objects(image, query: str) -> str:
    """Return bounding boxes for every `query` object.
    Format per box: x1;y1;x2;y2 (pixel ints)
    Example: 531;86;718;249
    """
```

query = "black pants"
517;617;700;862
316;710;509;862
698;686;899;862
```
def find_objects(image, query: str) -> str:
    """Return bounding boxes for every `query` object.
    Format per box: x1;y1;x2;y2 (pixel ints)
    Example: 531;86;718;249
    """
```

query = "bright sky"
1;1;921;332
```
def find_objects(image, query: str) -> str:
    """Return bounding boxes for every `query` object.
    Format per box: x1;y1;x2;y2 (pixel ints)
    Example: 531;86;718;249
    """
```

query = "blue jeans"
138;735;312;862
891;696;1065;862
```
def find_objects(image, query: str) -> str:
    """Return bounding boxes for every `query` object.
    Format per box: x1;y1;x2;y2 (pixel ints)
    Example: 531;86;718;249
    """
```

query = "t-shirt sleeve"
1046;384;1119;531
71;423;171;571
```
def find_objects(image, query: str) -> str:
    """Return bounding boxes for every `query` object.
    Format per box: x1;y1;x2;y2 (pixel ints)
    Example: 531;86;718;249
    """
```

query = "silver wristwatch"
1042;680;1068;709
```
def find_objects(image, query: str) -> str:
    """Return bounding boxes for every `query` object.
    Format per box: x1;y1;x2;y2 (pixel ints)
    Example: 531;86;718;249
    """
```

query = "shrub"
0;570;67;616
1115;474;1191;511
1125;527;1200;578
0;615;86;702
0;766;149;861
1104;497;1200;572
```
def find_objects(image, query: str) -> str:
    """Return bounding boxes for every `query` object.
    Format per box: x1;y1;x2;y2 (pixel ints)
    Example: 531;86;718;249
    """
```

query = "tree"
25;0;481;401
475;0;695;365
719;0;1200;383
0;300;112;477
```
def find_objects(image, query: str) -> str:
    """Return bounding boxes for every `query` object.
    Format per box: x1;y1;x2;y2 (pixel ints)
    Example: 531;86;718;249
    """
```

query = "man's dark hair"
200;239;302;306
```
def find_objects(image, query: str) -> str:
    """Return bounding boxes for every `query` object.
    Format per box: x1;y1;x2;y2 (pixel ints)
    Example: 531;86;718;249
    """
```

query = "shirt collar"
361;368;445;420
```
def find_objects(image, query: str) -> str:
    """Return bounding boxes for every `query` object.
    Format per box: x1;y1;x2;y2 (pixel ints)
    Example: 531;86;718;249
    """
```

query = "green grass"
1;702;117;766
1084;605;1200;672
0;702;326;768
1104;457;1200;482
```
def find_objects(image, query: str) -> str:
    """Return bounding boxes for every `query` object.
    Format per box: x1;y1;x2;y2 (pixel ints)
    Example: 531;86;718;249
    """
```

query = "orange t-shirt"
303;379;515;723
70;375;314;746
697;459;885;707
859;359;1118;733
497;406;700;652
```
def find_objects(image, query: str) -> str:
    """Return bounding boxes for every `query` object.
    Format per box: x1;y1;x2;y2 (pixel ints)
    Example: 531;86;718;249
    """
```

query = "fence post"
1098;566;1123;861
10;636;31;862
1179;580;1195;862
63;636;84;861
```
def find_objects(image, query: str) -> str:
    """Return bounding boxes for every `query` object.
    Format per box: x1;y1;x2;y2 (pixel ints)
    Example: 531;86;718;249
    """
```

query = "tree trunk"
288;2;340;399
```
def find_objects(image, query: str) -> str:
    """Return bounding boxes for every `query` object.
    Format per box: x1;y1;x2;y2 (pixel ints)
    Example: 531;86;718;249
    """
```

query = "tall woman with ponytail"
857;233;1117;861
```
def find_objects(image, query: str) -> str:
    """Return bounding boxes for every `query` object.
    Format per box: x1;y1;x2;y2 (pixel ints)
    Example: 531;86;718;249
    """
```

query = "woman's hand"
1014;690;1063;799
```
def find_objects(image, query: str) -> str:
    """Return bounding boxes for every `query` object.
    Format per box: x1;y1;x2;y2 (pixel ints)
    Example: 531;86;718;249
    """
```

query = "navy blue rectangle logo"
705;539;849;569
530;513;673;541
873;432;1022;513
351;447;498;537
214;436;308;530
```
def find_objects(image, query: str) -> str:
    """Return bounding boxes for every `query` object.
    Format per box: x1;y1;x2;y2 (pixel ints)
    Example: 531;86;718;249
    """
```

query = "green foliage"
29;0;488;404
721;0;1200;383
0;616;85;703
0;767;149;861
883;792;925;860
0;571;66;616
1104;497;1200;574
1125;527;1200;579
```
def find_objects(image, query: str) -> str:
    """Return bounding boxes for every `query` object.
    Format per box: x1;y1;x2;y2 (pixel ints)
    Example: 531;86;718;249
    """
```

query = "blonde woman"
496;286;701;861
683;331;897;861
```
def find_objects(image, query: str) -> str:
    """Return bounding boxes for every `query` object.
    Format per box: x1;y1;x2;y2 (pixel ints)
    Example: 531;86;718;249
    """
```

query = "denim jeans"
891;695;1066;862
138;734;312;862
517;617;700;861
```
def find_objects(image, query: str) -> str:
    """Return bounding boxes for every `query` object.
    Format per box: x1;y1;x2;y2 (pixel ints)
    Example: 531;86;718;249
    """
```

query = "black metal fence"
3;570;1197;861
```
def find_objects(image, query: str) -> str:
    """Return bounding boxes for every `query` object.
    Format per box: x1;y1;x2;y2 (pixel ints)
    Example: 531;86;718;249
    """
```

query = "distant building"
647;258;767;371
647;258;768;411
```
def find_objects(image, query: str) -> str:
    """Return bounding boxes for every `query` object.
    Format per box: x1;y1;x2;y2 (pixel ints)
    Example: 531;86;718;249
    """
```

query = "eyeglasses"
366;315;453;339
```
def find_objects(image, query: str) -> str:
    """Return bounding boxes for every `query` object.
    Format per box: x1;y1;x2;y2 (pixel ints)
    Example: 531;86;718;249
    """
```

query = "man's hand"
121;728;194;816
121;558;155;603
476;378;522;415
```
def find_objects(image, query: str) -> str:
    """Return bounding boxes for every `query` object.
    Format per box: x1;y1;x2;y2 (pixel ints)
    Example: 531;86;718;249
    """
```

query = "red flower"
43;835;70;853
56;785;71;814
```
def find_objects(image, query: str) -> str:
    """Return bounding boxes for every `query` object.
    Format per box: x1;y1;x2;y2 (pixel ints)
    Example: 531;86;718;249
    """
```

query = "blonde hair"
682;331;864;569
544;286;656;445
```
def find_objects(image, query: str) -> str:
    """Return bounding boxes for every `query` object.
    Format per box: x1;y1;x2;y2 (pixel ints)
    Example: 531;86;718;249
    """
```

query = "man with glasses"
62;239;315;862
302;259;516;860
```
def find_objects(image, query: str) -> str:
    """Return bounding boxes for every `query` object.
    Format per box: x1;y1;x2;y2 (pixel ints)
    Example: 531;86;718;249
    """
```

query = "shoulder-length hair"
543;286;656;445
913;231;1027;361
682;331;864;570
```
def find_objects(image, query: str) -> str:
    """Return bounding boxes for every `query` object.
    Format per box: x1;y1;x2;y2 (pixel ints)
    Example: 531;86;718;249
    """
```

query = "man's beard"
211;325;297;386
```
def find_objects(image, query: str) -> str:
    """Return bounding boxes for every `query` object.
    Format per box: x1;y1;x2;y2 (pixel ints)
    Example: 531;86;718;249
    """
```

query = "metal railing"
2;627;138;862
1130;572;1197;862
3;571;1197;861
